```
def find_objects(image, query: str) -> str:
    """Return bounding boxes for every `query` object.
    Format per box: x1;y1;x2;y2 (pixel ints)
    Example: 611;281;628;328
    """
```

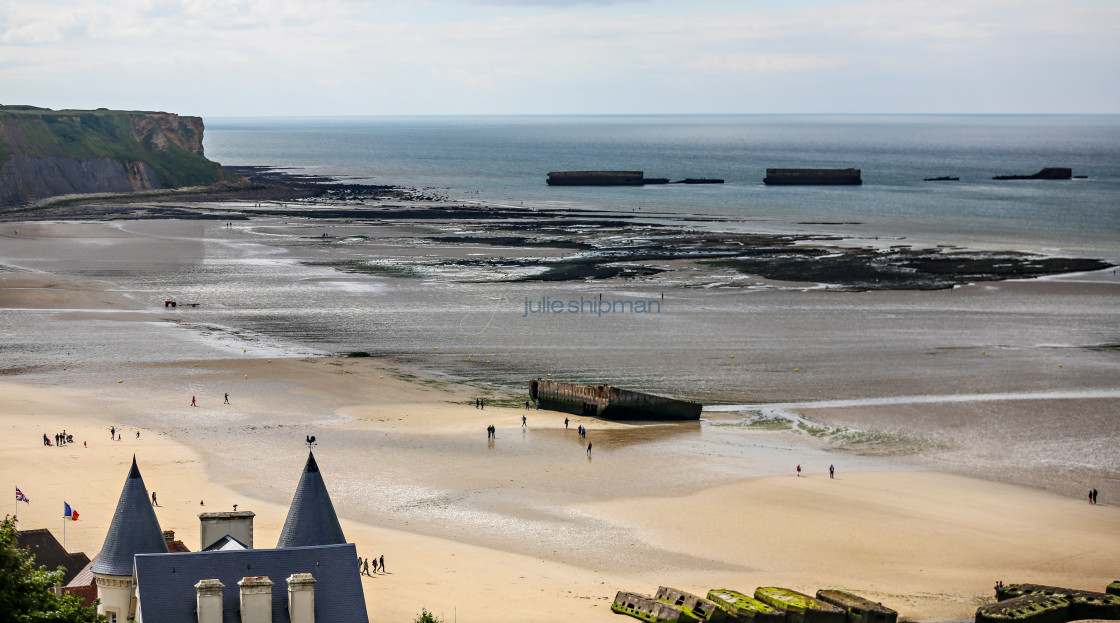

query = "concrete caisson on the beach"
984;584;1120;623
754;587;846;623
613;590;700;622
706;589;784;623
976;594;1073;623
1109;582;1120;597
529;379;702;420
655;586;732;621
816;590;897;623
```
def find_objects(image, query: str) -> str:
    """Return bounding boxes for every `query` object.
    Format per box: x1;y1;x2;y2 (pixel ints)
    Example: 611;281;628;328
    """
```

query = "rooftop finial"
129;454;141;479
305;434;316;450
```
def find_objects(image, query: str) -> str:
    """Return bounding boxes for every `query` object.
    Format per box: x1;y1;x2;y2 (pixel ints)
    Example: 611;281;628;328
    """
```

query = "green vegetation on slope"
0;105;228;189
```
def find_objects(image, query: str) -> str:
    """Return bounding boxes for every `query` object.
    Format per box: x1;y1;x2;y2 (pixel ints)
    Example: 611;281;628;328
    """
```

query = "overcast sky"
2;0;1118;116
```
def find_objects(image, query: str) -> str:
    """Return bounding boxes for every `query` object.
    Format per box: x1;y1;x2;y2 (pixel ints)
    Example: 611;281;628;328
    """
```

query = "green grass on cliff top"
0;105;224;188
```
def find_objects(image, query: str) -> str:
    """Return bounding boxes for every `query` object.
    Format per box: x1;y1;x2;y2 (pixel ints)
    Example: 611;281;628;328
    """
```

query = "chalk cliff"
0;106;230;206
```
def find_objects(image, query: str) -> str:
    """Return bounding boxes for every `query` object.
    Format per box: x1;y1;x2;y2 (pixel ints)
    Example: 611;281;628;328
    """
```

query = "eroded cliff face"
0;106;224;207
129;113;206;155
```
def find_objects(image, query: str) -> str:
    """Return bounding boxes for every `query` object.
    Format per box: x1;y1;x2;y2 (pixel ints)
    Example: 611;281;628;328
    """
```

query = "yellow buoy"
194;363;198;366
547;373;551;377
486;360;491;364
379;376;383;379
794;368;800;372
268;360;271;363
243;348;246;353
63;367;66;371
1059;364;1063;368
730;355;735;359
434;347;438;350
244;374;248;379
982;351;986;355
118;380;123;383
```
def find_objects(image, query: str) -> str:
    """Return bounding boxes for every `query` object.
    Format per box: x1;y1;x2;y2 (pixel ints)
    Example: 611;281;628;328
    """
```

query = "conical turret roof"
91;456;168;576
276;450;347;548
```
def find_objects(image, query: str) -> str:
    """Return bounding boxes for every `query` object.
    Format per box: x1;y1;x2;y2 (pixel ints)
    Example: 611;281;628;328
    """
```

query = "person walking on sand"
1093;489;1099;504
797;464;801;477
110;426;115;438
224;392;229;404
564;417;569;429
191;396;197;407
522;415;527;427
587;442;592;455
152;492;158;506
829;464;835;479
379;555;384;573
137;430;141;439
362;558;370;576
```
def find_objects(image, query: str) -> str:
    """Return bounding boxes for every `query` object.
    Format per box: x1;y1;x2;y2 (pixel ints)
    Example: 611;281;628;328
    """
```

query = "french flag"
64;502;79;521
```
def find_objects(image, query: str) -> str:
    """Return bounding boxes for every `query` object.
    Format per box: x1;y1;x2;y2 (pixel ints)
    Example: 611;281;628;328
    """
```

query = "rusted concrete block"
816;590;897;623
613;590;699;623
655;586;731;621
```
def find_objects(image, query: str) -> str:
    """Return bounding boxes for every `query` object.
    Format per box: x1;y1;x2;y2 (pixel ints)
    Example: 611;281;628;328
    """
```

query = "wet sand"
2;217;1119;622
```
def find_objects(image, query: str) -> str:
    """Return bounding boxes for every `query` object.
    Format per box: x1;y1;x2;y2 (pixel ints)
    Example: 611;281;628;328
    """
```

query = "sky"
1;0;1118;116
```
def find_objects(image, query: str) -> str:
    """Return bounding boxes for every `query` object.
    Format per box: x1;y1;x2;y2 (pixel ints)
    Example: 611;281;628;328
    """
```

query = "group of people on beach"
1088;488;1099;504
475;398;485;409
44;430;73;446
359;555;385;576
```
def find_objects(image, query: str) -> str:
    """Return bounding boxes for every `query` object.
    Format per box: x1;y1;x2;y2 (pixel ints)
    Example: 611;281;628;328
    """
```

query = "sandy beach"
2;216;1119;622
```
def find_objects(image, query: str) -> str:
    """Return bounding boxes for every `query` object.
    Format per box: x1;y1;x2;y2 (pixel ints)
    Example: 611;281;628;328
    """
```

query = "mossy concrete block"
998;585;1073;602
976;594;1071;623
994;585;1120;621
707;589;784;623
655;586;731;621
1108;582;1120;597
754;587;846;623
614;591;699;623
1068;592;1120;621
816;590;898;623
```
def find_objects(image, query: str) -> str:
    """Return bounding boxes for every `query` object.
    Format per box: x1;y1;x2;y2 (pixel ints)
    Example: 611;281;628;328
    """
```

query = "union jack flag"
15;487;29;504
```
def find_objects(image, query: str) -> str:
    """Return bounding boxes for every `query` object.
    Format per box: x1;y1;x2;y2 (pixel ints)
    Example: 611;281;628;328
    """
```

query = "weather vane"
305;434;316;449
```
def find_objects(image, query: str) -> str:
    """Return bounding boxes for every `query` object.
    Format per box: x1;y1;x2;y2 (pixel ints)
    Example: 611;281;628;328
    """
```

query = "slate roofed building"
16;527;91;585
93;450;368;623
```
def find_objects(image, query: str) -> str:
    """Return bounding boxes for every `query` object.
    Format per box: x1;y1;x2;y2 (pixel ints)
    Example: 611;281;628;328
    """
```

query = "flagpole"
63;510;67;549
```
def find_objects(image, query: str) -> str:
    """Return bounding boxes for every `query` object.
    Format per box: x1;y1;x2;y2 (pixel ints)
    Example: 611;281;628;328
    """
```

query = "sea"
203;114;1120;257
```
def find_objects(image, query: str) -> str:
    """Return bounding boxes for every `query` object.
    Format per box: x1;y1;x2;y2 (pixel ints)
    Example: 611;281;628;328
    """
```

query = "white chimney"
287;573;317;623
237;576;273;623
195;579;224;623
199;511;255;550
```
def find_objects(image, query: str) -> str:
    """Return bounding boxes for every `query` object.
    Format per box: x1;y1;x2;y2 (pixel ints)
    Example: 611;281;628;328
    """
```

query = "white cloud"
0;0;1117;114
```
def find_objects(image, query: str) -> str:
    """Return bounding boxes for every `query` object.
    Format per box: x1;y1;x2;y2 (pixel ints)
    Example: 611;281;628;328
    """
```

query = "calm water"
205;115;1120;256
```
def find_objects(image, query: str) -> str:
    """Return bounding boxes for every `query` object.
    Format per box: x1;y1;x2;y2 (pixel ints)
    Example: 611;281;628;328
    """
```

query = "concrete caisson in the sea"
754;587;846;623
613;591;700;622
762;169;862;185
1109;581;1120;597
547;171;647;186
707;589;784;623
529;379;702;420
815;590;897;623
992;168;1072;180
656;586;731;621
